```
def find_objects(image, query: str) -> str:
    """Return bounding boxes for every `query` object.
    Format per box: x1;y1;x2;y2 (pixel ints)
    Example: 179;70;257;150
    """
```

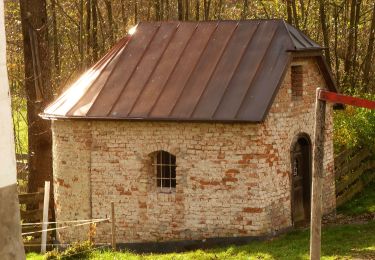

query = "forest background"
3;0;375;192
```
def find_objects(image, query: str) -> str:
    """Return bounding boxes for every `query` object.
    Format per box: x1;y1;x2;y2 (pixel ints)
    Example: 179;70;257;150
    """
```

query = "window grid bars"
153;151;176;190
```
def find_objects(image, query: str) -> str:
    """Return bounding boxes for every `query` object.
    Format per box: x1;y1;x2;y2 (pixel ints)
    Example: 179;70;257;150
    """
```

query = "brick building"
42;20;337;246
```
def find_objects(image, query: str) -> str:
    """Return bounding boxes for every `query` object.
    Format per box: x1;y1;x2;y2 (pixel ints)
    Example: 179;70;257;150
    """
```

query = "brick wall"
51;57;335;244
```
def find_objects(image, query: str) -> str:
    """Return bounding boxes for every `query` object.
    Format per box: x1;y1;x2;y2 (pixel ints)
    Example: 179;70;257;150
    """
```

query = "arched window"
153;151;176;189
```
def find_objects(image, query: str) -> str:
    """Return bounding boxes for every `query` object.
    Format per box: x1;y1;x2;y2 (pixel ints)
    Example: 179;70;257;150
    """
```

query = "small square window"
291;65;303;99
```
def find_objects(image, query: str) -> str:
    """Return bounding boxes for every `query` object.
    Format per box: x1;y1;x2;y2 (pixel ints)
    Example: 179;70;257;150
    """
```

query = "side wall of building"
52;121;92;242
51;57;335;243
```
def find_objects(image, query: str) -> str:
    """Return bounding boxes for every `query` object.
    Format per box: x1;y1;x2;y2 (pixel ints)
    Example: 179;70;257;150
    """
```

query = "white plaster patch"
0;1;17;188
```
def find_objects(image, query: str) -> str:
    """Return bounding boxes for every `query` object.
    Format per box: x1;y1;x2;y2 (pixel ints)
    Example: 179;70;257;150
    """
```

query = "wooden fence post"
41;181;50;254
111;202;116;251
310;88;326;260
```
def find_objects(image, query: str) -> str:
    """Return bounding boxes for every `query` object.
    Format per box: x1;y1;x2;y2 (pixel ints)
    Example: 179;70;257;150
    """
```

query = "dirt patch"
323;212;375;226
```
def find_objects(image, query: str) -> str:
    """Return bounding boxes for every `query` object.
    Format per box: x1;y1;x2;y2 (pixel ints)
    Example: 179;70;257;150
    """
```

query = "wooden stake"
310;88;326;260
111;202;116;251
41;181;50;254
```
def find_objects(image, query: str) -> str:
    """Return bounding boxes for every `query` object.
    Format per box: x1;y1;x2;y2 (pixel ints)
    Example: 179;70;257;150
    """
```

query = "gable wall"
51;57;335;244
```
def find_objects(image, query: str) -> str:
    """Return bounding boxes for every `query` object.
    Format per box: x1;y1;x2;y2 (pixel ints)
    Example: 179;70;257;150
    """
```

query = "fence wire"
21;218;109;226
22;218;109;236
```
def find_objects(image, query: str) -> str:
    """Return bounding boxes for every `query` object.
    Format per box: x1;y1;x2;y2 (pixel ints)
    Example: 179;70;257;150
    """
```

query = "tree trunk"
154;0;161;21
345;0;357;74
86;0;91;66
299;0;306;30
352;0;361;84
91;0;98;61
105;0;115;45
334;4;340;88
51;0;60;83
178;0;183;20
363;2;375;87
120;0;128;27
184;0;189;20
318;0;331;68
286;0;293;24
79;0;84;68
216;0;223;19
19;0;54;197
291;0;299;29
0;1;25;257
195;0;199;20
203;0;211;20
241;0;248;19
134;0;138;24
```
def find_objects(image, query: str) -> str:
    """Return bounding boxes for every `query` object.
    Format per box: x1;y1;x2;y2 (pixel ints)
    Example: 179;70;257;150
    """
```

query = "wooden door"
291;136;311;225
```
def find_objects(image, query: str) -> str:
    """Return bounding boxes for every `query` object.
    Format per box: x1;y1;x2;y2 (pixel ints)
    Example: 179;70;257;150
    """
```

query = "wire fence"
21;218;109;226
22;218;109;236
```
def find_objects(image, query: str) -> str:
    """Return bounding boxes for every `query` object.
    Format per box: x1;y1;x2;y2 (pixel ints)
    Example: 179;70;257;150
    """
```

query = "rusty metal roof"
43;20;336;122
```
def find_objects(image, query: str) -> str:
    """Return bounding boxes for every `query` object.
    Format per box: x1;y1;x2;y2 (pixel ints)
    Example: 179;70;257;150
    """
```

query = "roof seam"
190;21;240;118
68;37;128;116
211;21;261;119
107;23;162;116
290;30;308;48
234;22;280;119
85;35;136;116
47;37;126;115
146;22;200;117
169;21;220;117
127;23;181;116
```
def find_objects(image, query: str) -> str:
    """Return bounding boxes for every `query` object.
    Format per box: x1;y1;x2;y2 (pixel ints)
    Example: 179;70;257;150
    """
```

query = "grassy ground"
26;222;375;259
337;181;375;216
27;182;375;260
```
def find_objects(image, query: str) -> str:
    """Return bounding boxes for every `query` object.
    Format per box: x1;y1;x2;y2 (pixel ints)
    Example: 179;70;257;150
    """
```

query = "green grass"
337;181;375;216
26;182;375;260
26;221;375;260
12;100;28;155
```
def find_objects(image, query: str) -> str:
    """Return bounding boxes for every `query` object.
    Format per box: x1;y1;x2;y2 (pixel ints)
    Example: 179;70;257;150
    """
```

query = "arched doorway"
291;133;312;226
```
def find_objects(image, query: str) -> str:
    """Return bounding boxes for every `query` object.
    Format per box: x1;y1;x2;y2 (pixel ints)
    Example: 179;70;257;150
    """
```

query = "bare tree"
19;0;54;197
242;0;249;19
345;0;357;75
318;0;331;68
195;0;200;20
203;0;211;20
104;0;115;45
178;0;183;20
291;0;299;29
184;0;189;20
51;0;60;82
286;0;293;24
363;2;375;89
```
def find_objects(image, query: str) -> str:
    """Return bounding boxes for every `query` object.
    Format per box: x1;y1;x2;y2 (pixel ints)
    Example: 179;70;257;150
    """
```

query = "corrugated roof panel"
43;20;336;122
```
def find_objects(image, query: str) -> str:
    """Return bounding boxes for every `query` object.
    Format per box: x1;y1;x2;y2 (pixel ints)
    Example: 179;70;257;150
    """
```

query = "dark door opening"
291;135;312;226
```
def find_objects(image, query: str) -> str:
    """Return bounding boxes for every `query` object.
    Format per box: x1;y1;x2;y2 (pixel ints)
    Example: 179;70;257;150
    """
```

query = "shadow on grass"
205;221;375;260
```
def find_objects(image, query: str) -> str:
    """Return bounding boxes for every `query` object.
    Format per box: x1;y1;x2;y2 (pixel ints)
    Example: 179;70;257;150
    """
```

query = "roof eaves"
40;113;261;123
